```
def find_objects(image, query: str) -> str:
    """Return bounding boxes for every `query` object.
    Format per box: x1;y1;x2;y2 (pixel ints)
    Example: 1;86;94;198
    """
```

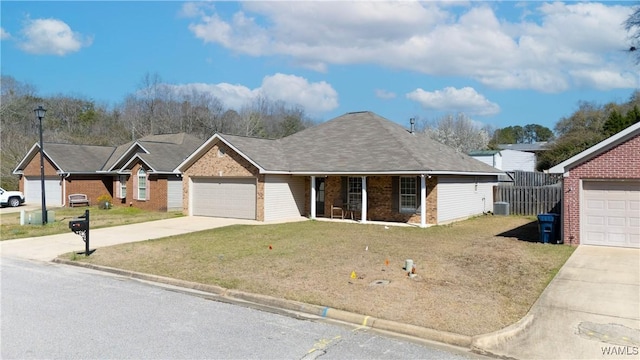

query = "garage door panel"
586;215;604;226
191;178;256;220
582;181;640;248
607;217;625;226
608;233;627;244
25;177;62;207
586;199;604;210
631;234;639;246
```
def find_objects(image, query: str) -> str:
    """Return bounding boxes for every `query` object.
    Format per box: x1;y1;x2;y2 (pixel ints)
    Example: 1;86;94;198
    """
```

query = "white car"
0;187;26;207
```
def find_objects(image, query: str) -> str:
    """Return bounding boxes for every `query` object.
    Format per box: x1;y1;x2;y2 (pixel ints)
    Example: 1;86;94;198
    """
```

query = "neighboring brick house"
550;122;640;248
13;133;204;212
178;111;502;226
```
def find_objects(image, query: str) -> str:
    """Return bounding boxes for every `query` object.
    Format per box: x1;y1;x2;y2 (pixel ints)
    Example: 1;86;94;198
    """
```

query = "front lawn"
69;215;574;336
0;206;183;240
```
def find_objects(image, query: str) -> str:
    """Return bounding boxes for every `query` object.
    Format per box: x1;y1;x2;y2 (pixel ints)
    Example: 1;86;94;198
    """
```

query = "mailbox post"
69;209;95;256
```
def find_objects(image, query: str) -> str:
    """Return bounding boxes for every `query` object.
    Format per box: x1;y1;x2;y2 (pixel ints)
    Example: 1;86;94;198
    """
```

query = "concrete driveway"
473;245;640;359
0;216;271;261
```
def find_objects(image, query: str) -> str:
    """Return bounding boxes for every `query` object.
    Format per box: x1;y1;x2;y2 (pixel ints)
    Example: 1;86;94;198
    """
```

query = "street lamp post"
34;105;47;225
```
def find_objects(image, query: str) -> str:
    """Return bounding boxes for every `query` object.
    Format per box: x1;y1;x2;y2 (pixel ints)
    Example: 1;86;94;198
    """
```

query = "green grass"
70;215;575;336
0;206;183;240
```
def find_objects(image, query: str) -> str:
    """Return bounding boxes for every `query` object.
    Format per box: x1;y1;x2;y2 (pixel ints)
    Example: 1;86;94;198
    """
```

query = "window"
119;175;127;198
347;177;362;210
400;177;417;212
137;168;147;200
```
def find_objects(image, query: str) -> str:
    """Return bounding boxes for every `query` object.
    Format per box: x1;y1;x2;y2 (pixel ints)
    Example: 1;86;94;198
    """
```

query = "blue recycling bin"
537;213;560;244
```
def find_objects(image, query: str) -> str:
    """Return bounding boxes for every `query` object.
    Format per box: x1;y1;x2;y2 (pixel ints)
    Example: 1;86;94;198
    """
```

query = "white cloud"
260;73;339;114
0;27;10;40
406;86;500;116
375;89;396;100
18;18;92;56
569;69;639;90
185;2;636;93
167;73;338;115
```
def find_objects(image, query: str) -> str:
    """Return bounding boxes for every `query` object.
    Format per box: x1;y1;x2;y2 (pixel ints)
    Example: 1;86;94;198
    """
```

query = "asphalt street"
1;257;476;359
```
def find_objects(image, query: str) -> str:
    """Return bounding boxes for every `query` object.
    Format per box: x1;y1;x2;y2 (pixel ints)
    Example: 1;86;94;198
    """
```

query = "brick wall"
64;175;112;207
119;163;169;212
19;152;59;191
19;152;63;204
181;142;264;220
562;134;640;245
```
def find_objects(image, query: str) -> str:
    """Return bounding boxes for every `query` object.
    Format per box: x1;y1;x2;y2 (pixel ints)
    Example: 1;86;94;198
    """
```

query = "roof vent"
409;118;416;134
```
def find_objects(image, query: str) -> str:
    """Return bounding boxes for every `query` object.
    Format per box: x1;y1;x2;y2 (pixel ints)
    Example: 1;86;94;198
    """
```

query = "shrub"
97;194;113;210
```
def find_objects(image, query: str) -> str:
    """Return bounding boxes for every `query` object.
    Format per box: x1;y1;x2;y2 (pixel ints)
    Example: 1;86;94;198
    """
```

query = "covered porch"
307;175;438;228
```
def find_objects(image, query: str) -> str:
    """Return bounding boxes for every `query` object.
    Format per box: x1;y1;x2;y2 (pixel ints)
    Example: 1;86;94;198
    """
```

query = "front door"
316;178;325;216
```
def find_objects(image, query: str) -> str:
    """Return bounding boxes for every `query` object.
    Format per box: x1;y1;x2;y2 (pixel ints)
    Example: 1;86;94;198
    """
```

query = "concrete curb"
53;258;473;349
471;313;534;355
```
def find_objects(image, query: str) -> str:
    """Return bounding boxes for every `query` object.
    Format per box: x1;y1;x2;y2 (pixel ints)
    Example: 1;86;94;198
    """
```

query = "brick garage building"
13;133;203;212
550;122;640;248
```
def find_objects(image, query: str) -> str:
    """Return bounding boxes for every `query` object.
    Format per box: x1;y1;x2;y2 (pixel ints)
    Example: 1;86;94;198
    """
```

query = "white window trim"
137;168;147;201
347;177;362;210
400;176;417;213
118;175;127;199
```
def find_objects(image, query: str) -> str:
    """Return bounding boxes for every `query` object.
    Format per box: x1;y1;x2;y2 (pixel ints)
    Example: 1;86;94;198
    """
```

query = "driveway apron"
475;245;640;359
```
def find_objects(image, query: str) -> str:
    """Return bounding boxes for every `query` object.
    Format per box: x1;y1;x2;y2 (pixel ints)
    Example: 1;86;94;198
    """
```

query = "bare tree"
625;5;640;62
422;113;490;153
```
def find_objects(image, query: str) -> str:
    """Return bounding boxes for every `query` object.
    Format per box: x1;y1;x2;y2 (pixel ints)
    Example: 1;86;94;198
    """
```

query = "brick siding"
182;142;265;221
18;150;170;211
562;134;640;245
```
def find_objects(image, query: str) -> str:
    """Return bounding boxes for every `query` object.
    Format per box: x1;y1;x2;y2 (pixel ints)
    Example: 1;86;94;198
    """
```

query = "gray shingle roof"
214;111;501;174
135;133;204;172
23;133;205;174
218;134;289;171
44;143;116;172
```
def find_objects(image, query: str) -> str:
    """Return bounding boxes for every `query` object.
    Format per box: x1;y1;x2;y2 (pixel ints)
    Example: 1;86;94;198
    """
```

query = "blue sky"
1;1;638;131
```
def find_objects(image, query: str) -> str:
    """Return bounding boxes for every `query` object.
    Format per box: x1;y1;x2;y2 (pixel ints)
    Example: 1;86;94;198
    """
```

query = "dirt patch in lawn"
70;215;574;336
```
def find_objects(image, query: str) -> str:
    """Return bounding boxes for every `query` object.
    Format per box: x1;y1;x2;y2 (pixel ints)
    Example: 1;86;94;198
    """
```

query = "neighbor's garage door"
191;177;256;219
24;177;62;207
582;181;639;248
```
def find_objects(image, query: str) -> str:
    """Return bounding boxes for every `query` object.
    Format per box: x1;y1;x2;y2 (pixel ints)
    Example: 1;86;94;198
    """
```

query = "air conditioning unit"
493;202;509;216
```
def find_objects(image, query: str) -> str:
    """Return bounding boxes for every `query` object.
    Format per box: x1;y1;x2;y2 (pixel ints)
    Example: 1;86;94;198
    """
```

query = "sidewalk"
0;216;262;261
473;245;640;359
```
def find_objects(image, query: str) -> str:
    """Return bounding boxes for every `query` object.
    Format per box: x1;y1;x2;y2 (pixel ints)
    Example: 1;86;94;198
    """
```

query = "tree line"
0;73;314;190
1;73;639;190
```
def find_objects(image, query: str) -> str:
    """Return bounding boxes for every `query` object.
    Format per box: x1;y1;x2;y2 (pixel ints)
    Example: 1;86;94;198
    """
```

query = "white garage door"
582;181;640;248
191;177;256;219
24;177;62;207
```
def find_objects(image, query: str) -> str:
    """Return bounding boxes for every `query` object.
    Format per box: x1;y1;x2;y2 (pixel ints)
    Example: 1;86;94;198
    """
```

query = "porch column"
420;175;427;228
310;176;317;220
361;176;367;224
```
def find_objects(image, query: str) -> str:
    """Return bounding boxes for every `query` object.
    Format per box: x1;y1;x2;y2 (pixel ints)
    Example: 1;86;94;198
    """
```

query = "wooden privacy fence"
510;170;562;186
494;183;562;216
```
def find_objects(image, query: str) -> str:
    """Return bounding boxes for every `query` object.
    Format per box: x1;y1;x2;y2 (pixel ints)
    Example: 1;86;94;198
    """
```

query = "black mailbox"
68;209;94;256
69;219;88;232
